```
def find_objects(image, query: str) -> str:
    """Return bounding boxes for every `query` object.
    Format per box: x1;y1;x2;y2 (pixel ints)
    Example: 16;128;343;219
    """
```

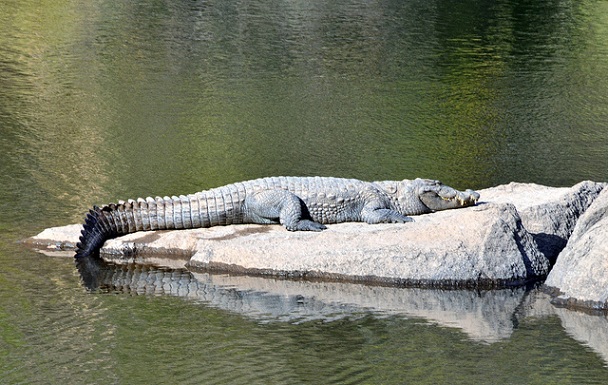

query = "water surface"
2;0;608;383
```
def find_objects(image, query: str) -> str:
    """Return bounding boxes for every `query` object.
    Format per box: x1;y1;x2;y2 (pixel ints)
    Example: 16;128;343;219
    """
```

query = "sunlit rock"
480;181;605;263
544;185;608;310
185;202;547;286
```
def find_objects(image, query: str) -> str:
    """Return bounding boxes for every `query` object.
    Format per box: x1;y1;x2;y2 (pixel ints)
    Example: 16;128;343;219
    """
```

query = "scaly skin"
75;176;479;258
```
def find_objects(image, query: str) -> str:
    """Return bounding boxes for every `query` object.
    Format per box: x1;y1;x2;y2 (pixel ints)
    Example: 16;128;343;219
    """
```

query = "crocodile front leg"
361;207;414;224
244;190;327;231
360;185;414;224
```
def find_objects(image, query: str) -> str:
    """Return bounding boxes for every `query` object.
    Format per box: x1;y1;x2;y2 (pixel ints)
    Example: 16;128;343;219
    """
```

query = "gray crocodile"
75;176;479;258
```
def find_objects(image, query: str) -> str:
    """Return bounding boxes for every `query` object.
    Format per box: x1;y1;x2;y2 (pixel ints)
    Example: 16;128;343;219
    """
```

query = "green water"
2;0;608;383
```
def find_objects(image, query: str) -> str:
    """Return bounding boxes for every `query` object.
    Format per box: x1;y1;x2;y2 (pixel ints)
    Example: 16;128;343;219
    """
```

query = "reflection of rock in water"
554;307;608;365
514;288;608;367
76;256;527;343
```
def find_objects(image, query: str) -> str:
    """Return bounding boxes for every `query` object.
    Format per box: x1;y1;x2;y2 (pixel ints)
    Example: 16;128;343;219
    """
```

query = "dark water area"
2;0;608;383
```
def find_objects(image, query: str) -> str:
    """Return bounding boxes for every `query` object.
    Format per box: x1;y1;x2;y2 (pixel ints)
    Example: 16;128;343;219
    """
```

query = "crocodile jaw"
418;188;480;211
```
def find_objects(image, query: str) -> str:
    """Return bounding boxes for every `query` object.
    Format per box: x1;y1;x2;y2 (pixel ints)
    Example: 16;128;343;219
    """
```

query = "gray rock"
481;181;605;263
185;201;547;286
544;186;608;309
25;224;82;257
21;195;537;286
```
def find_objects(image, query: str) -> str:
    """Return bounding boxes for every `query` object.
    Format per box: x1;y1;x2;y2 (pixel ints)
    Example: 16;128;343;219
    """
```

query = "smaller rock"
544;186;608;310
21;224;82;257
481;181;605;263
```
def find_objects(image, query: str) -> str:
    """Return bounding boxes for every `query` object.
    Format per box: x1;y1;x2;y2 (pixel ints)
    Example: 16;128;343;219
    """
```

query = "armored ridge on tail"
75;176;480;258
75;206;119;258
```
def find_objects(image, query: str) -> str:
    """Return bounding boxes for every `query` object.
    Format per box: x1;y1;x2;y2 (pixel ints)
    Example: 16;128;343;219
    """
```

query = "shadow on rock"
532;233;567;266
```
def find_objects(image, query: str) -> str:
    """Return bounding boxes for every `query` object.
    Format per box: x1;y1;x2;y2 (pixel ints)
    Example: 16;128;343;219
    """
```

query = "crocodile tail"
75;205;120;258
74;194;210;258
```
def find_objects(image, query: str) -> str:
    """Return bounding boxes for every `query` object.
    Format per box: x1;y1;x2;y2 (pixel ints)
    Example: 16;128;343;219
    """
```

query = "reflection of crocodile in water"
75;254;608;353
75;176;479;258
74;255;524;343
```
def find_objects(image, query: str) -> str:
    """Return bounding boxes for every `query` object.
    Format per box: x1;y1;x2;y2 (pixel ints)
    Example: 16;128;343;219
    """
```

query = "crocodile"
75;176;479;258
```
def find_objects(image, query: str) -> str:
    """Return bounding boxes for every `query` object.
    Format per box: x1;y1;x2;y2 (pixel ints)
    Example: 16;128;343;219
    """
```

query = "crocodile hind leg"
244;190;327;231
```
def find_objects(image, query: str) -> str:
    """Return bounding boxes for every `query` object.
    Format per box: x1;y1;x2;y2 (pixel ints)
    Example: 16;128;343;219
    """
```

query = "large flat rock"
25;181;606;288
184;202;547;286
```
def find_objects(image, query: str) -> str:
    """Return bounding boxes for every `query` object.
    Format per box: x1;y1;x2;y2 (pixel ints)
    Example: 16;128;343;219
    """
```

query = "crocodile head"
415;178;480;211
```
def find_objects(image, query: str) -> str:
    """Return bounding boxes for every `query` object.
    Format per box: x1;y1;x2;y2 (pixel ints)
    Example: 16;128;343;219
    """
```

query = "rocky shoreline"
24;181;608;311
